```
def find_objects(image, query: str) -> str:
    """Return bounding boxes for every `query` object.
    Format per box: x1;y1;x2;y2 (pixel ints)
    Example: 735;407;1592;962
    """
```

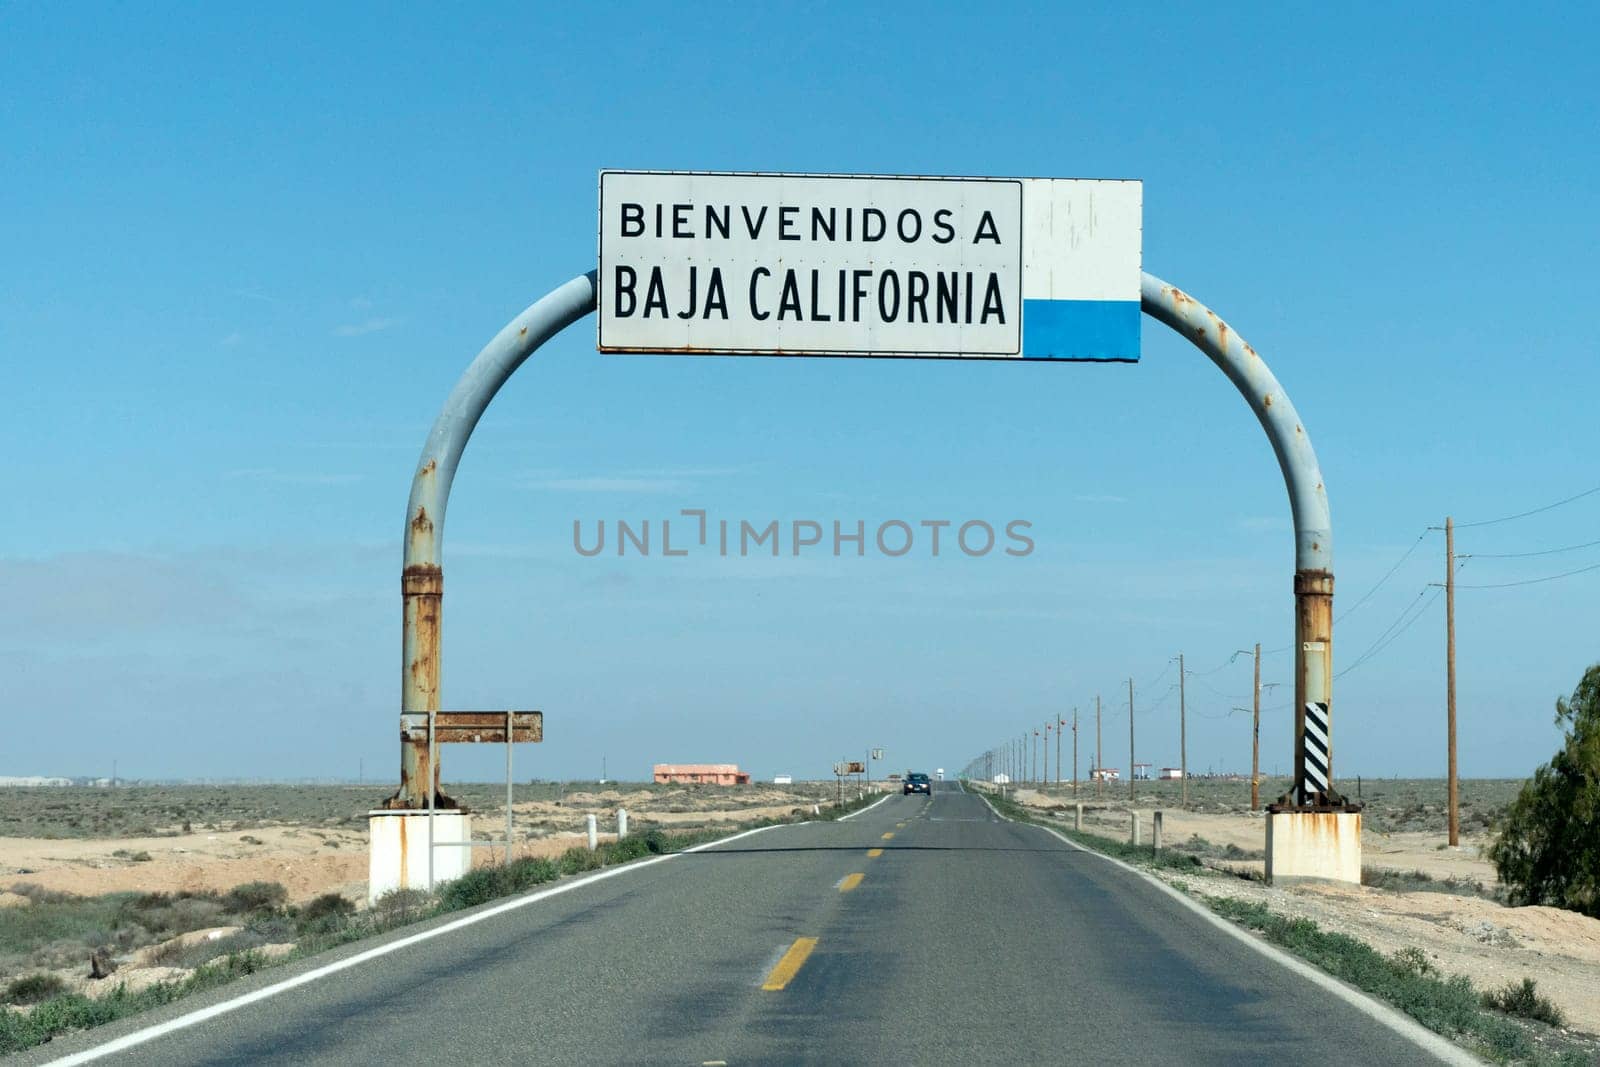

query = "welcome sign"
597;171;1141;361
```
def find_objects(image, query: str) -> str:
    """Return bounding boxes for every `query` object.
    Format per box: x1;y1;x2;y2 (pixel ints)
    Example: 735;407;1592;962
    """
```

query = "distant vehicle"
773;774;793;785
903;772;932;795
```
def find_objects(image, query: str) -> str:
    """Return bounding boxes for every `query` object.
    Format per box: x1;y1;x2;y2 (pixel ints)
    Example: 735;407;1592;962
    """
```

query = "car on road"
903;772;931;795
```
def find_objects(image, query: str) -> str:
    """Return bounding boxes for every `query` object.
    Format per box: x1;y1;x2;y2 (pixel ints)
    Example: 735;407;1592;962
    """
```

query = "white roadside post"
586;814;599;851
617;809;628;838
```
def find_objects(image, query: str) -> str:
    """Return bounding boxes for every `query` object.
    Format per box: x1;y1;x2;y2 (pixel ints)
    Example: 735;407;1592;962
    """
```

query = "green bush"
294;893;355;934
559;847;603;876
3;973;67;1006
1489;664;1600;917
1482;978;1566;1028
221;881;287;915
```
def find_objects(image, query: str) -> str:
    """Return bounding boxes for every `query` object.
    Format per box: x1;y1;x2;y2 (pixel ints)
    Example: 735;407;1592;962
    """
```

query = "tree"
1488;664;1600;917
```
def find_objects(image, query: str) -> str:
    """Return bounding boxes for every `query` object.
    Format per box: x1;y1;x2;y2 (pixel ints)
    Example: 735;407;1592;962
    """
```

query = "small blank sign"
400;711;543;744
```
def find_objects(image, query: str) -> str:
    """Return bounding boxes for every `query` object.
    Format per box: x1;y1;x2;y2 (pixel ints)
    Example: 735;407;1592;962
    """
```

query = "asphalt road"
43;784;1445;1065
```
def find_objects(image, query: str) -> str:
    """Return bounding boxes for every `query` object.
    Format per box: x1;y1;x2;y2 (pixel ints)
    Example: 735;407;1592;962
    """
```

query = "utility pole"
1252;642;1262;812
1178;652;1188;807
1055;716;1063;786
1128;678;1136;803
1043;725;1051;788
1446;515;1459;847
1071;709;1078;797
1095;696;1103;798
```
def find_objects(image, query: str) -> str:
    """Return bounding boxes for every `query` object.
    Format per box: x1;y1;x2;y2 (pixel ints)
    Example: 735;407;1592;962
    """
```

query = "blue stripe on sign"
1021;299;1141;361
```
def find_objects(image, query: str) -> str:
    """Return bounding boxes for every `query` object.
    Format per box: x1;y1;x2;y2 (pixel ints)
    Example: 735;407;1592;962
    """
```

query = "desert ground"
0;780;843;904
1005;776;1600;1036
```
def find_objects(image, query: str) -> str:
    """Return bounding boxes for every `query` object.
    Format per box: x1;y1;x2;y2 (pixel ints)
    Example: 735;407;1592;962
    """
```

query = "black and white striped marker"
1302;701;1330;796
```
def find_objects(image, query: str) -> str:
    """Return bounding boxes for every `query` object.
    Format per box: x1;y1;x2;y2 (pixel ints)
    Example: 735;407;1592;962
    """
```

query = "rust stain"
409;507;435;542
397;817;408;887
1216;320;1230;349
519;325;528;337
1263;394;1273;409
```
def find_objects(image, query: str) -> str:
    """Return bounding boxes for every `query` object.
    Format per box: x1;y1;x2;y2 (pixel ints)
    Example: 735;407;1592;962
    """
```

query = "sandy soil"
0;787;829;904
0;826;370;903
1009;788;1600;1035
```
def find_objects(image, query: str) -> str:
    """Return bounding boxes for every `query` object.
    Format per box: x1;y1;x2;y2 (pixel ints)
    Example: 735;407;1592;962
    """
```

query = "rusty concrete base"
1265;811;1361;885
367;810;472;904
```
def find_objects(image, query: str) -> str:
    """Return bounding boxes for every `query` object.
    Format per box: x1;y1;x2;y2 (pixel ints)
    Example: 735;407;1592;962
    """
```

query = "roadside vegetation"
973;783;1593;1065
0;792;879;1055
1489;663;1600;919
1360;866;1499;900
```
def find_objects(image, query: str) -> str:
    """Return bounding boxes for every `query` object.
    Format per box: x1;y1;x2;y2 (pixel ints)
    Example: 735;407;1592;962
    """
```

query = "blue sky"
3;4;1596;785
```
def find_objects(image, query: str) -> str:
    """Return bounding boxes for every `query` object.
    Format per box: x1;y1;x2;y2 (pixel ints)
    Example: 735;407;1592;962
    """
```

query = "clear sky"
3;4;1596;786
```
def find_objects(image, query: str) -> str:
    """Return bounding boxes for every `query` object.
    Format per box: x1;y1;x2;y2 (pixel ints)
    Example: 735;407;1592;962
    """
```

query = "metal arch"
391;269;1337;809
1138;273;1338;808
389;271;597;809
1139;274;1331;572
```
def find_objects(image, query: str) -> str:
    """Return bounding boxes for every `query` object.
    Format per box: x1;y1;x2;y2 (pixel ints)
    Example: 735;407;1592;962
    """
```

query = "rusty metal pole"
1095;696;1102;798
1140;276;1336;811
1446;516;1459;846
390;273;598;810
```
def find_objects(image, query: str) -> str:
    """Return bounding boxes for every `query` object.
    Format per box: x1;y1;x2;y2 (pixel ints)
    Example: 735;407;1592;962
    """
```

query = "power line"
1187;650;1253;677
1334;562;1459;681
1139;661;1173;694
1456;559;1600;589
1448;484;1600;529
1335;528;1432;624
1465;537;1600;560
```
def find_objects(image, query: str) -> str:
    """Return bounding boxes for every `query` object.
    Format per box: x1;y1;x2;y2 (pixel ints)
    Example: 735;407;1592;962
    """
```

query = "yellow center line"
866;847;883;858
762;937;819;991
838;872;865;892
881;832;894;840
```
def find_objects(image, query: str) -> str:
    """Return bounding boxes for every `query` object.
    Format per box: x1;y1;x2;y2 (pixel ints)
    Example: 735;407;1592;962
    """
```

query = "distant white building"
1159;767;1184;780
993;773;1012;784
772;774;793;785
0;776;71;787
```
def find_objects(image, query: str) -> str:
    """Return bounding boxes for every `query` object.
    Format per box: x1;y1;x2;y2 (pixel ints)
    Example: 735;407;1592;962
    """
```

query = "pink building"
653;763;751;785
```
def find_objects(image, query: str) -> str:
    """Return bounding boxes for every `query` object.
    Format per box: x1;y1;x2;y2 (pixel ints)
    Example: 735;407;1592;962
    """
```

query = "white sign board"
597;171;1141;361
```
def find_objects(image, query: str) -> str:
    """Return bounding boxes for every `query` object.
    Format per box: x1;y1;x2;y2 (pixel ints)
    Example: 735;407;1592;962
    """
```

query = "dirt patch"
0;826;369;904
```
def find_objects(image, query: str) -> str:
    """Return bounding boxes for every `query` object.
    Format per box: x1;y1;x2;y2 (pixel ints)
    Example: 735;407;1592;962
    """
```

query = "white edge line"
975;792;1478;1067
835;793;892;821
45;821;786;1066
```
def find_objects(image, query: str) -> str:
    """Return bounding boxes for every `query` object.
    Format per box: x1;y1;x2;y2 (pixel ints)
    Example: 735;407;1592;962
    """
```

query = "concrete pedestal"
368;810;472;904
1265;811;1361;885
